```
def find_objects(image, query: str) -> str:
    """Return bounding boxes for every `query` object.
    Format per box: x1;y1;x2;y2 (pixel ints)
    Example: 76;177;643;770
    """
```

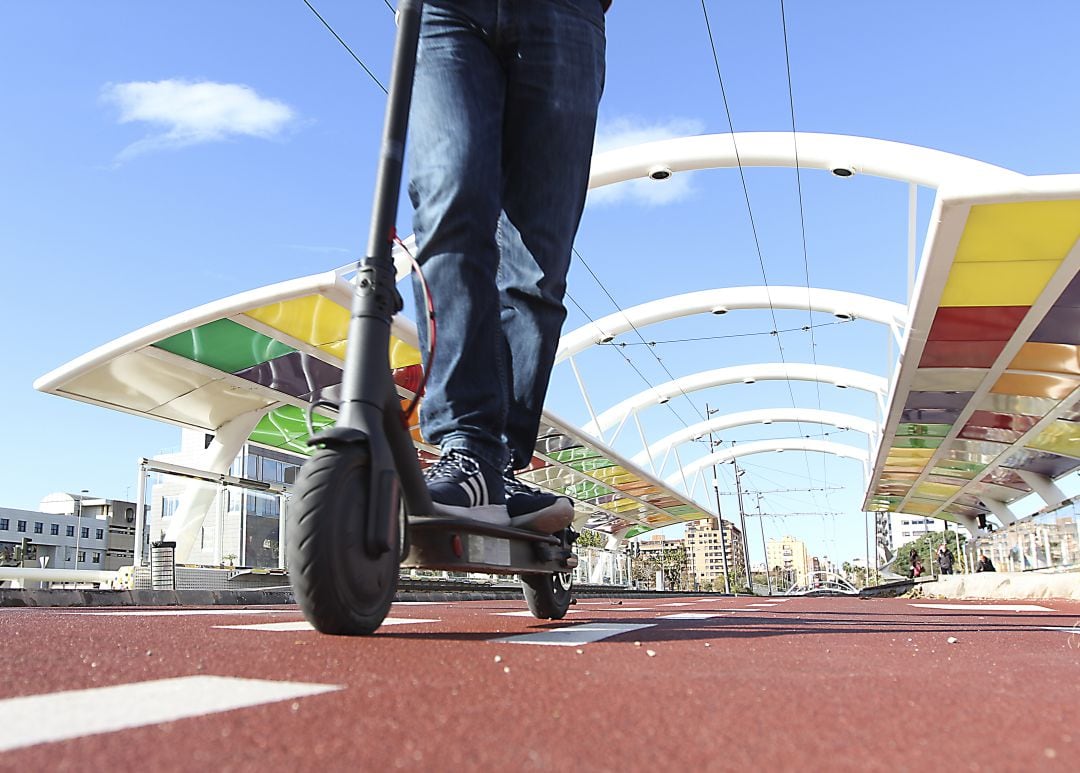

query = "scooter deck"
402;515;577;575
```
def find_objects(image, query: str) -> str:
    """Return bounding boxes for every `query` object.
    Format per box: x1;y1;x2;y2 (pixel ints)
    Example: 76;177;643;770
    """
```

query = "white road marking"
494;622;655;647
910;603;1056;612
658;613;721;620
596;607;653;612
0;675;340;752
658;602;698;607
60;609;291;617
747;603;779;607
215;617;439;632
1043;626;1080;634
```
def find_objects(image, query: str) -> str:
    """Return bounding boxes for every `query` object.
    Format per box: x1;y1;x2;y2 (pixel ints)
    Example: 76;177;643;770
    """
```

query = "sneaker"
503;466;574;533
425;449;509;526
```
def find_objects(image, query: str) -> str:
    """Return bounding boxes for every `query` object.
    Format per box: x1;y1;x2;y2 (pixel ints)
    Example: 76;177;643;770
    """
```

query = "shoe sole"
509;499;574;534
431;502;511;526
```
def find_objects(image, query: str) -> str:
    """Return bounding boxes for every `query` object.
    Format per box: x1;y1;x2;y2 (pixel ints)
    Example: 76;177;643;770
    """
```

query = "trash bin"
150;541;176;590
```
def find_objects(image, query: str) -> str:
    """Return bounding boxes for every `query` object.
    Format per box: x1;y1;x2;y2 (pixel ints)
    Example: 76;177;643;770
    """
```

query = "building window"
34;522;44;534
161;496;181;518
0;519;7;530
51;524;59;535
78;551;86;563
81;527;89;539
67;525;75;537
17;521;26;533
92;552;101;564
96;529;104;540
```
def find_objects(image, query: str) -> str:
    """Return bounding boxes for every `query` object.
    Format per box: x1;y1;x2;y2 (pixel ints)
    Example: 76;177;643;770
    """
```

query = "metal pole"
704;403;731;594
732;461;752;591
757;495;772;596
711;465;731;594
865;512;871;589
74;490;87;570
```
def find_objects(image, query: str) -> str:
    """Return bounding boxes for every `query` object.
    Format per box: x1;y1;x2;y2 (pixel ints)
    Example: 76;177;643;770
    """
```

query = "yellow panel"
955;200;1080;263
1008;343;1080;376
901;501;940;515
1025;420;1080;459
246;295;348;346
244;294;421;368
939;260;1062;307
914;481;963;499
992;373;1080;400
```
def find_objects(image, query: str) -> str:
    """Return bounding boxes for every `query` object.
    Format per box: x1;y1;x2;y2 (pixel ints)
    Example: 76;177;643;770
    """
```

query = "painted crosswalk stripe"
909;603;1056;612
215;617;439;632
659;613;721;620
0;675;339;752
494;622;655;647
747;603;779;607
1043;626;1080;634
658;602;698;607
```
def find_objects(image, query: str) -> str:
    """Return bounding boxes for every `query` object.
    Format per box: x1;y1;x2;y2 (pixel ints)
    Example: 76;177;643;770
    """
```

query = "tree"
575;529;607;550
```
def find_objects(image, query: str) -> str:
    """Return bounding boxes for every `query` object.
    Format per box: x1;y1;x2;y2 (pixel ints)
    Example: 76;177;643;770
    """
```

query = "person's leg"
495;0;606;470
408;0;509;521
409;0;509;475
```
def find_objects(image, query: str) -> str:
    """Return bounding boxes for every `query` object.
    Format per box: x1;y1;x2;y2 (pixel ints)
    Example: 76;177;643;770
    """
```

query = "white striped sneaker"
424;449;509;526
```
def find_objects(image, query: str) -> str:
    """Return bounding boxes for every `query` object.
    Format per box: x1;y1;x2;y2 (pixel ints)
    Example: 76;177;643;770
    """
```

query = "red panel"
958;425;1024;443
919;339;1009;368
965;410;1041;432
927;306;1029;341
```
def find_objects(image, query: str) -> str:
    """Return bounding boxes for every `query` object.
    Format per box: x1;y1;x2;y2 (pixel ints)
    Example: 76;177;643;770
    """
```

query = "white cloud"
102;79;296;162
588;116;705;208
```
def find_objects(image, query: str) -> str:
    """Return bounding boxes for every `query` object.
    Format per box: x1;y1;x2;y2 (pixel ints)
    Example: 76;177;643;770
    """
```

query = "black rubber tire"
286;446;399;635
521;571;573;620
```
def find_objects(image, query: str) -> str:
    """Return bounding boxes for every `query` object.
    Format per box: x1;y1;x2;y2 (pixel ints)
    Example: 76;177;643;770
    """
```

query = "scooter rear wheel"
521;571;573;620
287;445;399;635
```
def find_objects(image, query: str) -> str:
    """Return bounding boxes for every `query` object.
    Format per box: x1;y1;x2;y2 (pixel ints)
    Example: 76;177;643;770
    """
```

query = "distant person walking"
975;554;996;572
910;548;924;578
937;543;955;575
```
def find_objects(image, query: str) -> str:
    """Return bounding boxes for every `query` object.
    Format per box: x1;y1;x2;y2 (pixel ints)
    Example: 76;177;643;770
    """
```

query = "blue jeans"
408;0;606;472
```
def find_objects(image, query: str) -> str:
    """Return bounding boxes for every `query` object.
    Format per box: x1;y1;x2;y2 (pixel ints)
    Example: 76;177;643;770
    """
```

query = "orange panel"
1008;343;1080;376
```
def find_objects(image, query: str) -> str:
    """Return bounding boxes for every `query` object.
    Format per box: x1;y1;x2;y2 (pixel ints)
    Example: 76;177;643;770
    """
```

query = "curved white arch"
584;364;888;437
556;286;906;363
589;132;1021;192
630;408;879;469
394;133;1020;281
664;439;869;489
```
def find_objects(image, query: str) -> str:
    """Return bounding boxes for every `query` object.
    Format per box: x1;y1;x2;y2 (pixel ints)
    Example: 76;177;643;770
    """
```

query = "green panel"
891;436;944;450
895;423;952;438
564;480;614;500
548;446;603;464
935;459;987;475
930;465;979;480
249;405;333;454
154;319;295;373
567;457;617;474
666;505;700;517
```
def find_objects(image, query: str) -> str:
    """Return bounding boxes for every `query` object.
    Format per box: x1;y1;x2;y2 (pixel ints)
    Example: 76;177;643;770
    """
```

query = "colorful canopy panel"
35;268;712;537
866;188;1080;523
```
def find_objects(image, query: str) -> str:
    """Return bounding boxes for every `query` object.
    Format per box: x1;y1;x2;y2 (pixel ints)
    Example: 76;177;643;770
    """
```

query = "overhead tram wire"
699;0;820;491
303;0;388;94
779;0;830;509
603;316;851;347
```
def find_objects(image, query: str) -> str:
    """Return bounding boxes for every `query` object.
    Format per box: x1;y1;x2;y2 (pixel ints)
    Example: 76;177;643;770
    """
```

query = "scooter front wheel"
287;445;399;635
521;571;573;620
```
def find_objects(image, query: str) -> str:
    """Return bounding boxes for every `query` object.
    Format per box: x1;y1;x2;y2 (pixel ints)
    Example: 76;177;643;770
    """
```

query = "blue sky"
3;1;1079;566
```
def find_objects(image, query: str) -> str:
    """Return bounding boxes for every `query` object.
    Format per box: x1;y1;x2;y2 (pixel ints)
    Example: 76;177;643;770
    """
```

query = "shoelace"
503;468;540;497
426;450;479;481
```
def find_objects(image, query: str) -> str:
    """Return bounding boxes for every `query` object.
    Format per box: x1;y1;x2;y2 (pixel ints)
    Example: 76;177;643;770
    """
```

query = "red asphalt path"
2;595;1078;771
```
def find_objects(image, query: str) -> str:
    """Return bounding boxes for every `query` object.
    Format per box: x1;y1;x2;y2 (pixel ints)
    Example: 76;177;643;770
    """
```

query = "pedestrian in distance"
937;542;955;575
975;554;996;572
408;0;609;533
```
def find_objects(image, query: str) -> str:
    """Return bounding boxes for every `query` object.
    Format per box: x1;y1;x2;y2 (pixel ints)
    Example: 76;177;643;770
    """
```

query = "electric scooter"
285;0;578;635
